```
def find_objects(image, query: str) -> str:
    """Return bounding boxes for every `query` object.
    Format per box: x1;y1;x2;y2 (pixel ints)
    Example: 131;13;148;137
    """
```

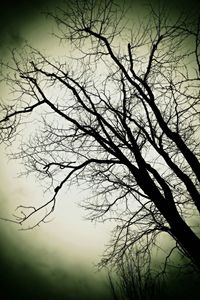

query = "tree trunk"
136;170;200;271
168;210;200;271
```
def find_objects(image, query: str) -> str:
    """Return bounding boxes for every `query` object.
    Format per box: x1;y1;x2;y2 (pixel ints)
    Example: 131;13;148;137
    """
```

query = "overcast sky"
0;0;199;55
0;0;200;298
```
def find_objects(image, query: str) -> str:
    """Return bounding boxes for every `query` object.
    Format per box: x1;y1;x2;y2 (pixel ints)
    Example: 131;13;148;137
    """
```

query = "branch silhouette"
0;0;200;272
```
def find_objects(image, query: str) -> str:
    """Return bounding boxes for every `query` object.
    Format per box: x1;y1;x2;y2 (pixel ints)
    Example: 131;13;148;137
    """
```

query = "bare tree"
108;247;162;300
0;0;200;272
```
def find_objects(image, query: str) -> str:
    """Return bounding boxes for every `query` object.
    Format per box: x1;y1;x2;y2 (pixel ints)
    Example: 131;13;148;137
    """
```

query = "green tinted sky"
0;0;199;54
0;0;200;299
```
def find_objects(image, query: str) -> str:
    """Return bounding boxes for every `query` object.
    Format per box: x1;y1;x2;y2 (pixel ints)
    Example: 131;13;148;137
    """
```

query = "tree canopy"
0;0;200;272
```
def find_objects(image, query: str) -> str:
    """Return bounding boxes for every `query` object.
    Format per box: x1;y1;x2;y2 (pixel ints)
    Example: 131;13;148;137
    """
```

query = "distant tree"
108;247;161;300
0;0;200;272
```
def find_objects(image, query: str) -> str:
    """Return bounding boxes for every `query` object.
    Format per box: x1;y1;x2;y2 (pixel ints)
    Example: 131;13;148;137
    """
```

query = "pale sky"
0;1;200;298
0;9;114;279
